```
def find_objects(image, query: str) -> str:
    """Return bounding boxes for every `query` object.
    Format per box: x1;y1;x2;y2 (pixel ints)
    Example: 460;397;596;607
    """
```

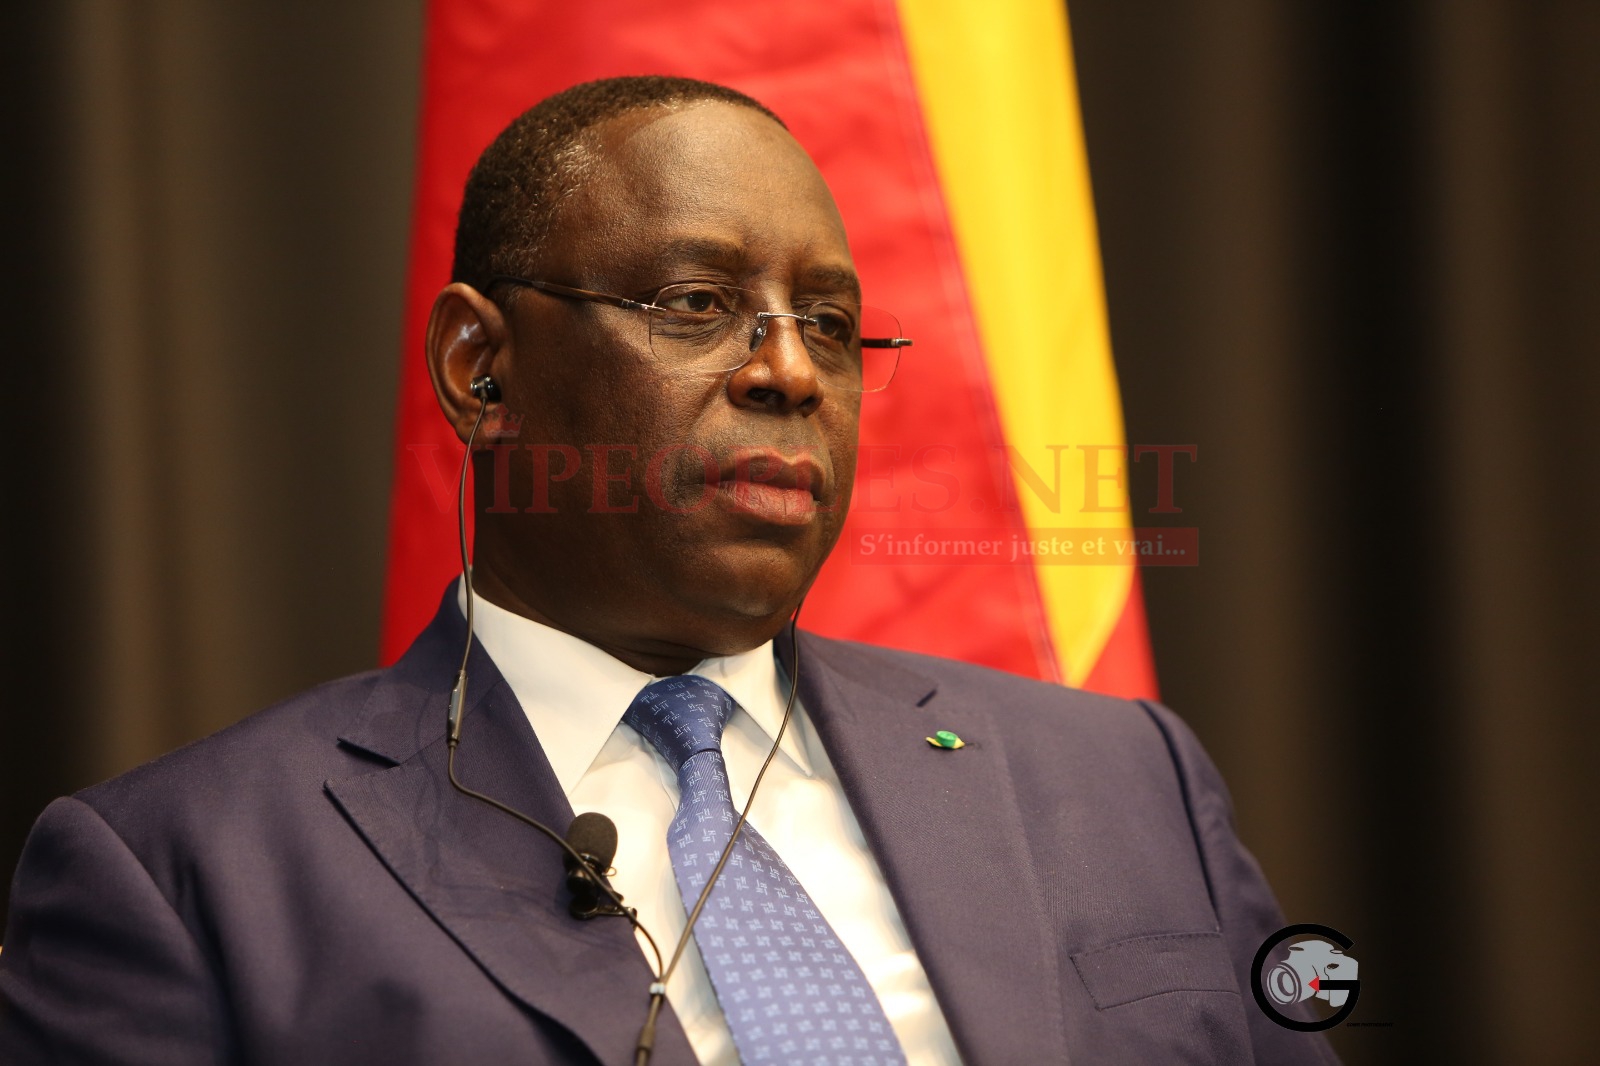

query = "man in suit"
0;76;1336;1064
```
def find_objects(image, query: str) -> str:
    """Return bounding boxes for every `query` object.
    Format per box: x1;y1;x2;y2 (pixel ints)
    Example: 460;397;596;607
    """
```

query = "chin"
673;541;820;638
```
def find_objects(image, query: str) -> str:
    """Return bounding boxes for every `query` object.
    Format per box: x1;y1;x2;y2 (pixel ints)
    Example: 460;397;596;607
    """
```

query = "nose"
727;311;822;414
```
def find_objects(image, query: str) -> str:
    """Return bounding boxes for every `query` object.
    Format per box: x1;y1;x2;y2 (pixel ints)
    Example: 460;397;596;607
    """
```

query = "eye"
654;284;735;316
804;303;858;345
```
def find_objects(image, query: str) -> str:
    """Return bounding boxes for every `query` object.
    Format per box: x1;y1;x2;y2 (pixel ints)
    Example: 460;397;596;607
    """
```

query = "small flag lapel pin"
925;730;965;750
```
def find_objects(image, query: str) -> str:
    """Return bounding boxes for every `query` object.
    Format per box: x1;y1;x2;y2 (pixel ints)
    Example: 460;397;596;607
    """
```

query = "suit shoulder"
77;668;386;824
804;632;1167;738
804;635;1223;826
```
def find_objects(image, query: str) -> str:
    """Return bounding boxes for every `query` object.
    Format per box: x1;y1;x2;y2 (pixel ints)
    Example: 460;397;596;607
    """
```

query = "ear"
425;282;513;444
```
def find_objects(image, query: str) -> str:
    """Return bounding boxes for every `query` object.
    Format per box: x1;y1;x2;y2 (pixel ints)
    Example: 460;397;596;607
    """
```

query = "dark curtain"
1074;3;1600;1062
0;0;421;931
2;3;1595;1064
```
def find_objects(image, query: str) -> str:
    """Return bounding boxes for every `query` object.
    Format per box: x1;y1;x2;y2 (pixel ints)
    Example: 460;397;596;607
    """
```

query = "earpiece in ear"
469;376;501;404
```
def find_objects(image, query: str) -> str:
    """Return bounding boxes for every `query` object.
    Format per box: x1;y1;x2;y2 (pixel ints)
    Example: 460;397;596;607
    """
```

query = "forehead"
548;102;857;292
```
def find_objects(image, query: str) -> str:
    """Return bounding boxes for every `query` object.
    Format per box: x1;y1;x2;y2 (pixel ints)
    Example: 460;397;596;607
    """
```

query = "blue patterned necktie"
623;675;909;1066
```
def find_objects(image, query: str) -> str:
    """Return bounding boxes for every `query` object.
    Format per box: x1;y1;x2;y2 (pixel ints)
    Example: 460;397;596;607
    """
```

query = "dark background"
3;3;1596;1063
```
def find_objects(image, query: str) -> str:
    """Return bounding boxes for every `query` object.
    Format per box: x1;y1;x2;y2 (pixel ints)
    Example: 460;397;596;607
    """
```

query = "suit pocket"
1070;931;1240;1009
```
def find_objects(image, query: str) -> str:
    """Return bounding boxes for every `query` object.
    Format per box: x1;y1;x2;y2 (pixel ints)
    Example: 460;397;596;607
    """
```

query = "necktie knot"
622;674;737;775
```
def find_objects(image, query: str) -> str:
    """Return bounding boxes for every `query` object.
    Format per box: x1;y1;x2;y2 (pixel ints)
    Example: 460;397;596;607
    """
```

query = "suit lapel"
325;601;1070;1064
787;633;1071;1065
325;596;697;1066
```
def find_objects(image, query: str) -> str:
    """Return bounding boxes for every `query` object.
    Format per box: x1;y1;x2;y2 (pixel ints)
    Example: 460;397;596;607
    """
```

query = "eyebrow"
627;237;863;301
634;237;746;277
797;264;863;302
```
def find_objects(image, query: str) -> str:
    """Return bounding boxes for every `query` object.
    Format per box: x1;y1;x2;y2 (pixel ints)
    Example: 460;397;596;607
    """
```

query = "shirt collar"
456;578;811;794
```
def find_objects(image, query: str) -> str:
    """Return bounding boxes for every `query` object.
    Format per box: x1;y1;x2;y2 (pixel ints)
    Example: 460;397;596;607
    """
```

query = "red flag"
383;0;1157;700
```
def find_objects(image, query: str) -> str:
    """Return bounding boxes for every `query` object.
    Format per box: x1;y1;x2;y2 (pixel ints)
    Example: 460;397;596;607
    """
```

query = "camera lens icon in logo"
1251;923;1362;1031
1265;939;1358;1009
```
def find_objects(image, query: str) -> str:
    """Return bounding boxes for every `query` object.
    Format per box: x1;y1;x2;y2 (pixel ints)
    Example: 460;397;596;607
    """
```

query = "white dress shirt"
457;580;961;1065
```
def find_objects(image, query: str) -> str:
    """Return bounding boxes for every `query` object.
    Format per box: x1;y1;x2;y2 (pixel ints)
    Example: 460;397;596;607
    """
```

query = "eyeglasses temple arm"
485;275;660;313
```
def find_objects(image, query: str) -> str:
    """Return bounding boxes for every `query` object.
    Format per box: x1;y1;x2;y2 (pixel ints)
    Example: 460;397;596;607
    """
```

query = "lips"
713;449;826;526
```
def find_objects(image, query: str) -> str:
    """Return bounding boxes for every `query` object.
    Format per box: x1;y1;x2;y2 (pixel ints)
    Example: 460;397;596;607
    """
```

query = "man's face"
482;101;861;663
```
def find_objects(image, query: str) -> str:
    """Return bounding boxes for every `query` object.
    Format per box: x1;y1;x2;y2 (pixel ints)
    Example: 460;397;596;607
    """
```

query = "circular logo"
1250;924;1361;1032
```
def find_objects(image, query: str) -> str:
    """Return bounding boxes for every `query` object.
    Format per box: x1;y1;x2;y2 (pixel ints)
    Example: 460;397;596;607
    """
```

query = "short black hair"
450;75;785;291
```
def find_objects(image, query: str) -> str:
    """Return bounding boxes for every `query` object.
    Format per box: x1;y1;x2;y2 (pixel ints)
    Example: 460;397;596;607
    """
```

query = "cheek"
521;346;679;447
644;444;720;514
823;404;862;491
566;384;707;512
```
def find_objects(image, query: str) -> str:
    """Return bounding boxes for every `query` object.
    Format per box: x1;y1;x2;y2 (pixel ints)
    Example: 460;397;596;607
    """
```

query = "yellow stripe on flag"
896;0;1134;685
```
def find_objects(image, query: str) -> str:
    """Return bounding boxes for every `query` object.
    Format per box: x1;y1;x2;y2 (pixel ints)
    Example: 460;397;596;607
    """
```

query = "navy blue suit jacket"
1;593;1336;1064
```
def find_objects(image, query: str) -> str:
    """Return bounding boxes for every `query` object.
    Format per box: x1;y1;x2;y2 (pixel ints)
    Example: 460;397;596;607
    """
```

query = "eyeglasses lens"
645;283;902;392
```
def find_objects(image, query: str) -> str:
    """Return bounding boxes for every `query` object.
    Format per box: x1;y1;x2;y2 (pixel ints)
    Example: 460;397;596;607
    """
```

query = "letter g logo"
1251;924;1361;1032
